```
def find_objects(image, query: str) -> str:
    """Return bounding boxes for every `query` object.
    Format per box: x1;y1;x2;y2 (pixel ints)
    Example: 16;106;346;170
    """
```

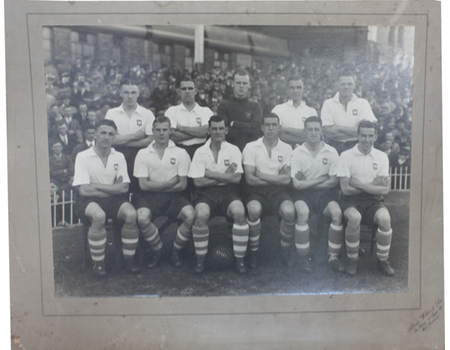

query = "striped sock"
280;219;295;250
121;224;139;258
247;218;261;252
376;228;392;261
232;223;250;258
345;225;360;260
192;225;209;258
88;227;107;262
173;223;192;251
327;223;344;258
140;221;163;251
295;224;310;257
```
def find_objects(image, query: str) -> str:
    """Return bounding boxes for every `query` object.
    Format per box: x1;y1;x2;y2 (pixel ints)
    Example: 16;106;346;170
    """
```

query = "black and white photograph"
46;24;414;298
7;1;443;349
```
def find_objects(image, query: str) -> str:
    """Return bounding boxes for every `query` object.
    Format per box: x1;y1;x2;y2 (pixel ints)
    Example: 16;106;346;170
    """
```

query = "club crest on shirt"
196;117;202;125
170;158;176;165
114;164;119;171
245;111;252;120
224;159;230;166
322;158;328;165
352;109;358;116
136;119;142;127
373;163;378;170
302;117;306;122
278;156;283;163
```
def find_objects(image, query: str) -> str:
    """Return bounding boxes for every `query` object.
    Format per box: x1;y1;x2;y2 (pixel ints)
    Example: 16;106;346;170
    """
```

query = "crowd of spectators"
46;52;413;214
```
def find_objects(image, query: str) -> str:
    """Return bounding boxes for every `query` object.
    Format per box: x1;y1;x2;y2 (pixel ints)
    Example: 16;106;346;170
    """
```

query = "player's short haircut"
338;69;357;81
357;120;378;134
287;75;304;84
262;113;280;125
233;69;251;82
178;76;195;88
208;115;228;127
96;118;117;131
304;116;322;129
120;78;140;88
153;116;171;128
56;120;68;128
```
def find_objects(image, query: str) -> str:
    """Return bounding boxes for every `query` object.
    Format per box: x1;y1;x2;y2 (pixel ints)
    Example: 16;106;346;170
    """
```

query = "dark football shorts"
292;188;340;215
193;184;242;218
75;195;130;224
340;193;387;225
242;185;293;217
133;191;192;221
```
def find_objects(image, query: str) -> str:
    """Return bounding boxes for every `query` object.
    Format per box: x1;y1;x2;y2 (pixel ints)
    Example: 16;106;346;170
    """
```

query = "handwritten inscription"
407;298;443;334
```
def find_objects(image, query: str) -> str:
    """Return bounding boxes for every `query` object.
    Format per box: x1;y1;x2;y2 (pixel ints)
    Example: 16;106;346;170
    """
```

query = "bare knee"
247;201;262;222
195;206;210;226
137;210;151;227
294;201;309;225
375;209;391;231
345;209;361;230
280;201;296;223
180;205;196;228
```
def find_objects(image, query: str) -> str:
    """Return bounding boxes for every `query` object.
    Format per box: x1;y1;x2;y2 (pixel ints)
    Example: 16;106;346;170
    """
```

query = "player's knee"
137;212;151;227
294;203;308;222
195;208;210;226
345;210;361;228
122;209;137;225
247;202;262;221
90;210;106;225
375;209;391;231
182;206;196;227
330;209;343;225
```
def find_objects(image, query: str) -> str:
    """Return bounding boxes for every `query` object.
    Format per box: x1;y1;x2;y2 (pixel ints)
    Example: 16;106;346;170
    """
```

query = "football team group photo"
46;25;413;297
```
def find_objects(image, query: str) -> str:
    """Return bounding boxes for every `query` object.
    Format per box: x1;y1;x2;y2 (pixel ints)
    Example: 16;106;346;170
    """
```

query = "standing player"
188;115;250;274
336;120;394;276
105;79;155;192
217;69;263;151
242;113;295;268
72;119;140;276
321;72;377;154
133;116;195;268
290;117;344;272
165;77;214;159
271;75;318;148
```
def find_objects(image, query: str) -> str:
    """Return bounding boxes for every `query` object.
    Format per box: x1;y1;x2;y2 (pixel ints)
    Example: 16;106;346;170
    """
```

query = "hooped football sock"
232;223;250;259
375;228;392;261
88;227;107;262
327;223;344;257
192;225;209;258
280;219;295;250
140;221;163;251
173;222;192;250
247;218;261;252
295;223;310;257
121;224;139;258
345;225;360;260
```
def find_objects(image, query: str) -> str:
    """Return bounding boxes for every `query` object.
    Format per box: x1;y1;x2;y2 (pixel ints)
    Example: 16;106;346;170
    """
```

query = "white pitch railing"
50;168;410;227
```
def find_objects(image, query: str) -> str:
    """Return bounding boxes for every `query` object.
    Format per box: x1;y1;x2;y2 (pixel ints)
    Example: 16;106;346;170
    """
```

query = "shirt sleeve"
133;150;149;178
361;99;377;122
144;111;155;135
242;144;256;167
320;100;334;127
328;149;340;176
230;146;244;173
188;151;206;178
290;150;302;178
72;153;91;186
177;150;191;177
379;152;390;177
201;107;214;126
165;107;178;129
335;153;352;178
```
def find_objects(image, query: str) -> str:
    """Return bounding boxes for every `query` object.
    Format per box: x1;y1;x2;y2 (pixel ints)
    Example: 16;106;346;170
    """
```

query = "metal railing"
50;168;411;227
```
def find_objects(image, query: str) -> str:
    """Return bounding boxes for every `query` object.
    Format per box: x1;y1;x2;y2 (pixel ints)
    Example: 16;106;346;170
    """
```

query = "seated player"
242;113;295;268
133;116;195;268
72;119;140;276
188;115;250;274
290;117;344;273
336;120;395;276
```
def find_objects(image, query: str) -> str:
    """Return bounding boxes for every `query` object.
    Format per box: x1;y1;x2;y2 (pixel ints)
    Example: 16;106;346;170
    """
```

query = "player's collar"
287;99;304;107
119;103;143;115
333;92;358;103
180;102;199;112
147;140;176;153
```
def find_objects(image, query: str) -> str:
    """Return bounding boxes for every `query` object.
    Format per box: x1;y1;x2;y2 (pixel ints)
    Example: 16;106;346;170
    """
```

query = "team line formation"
49;70;407;277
